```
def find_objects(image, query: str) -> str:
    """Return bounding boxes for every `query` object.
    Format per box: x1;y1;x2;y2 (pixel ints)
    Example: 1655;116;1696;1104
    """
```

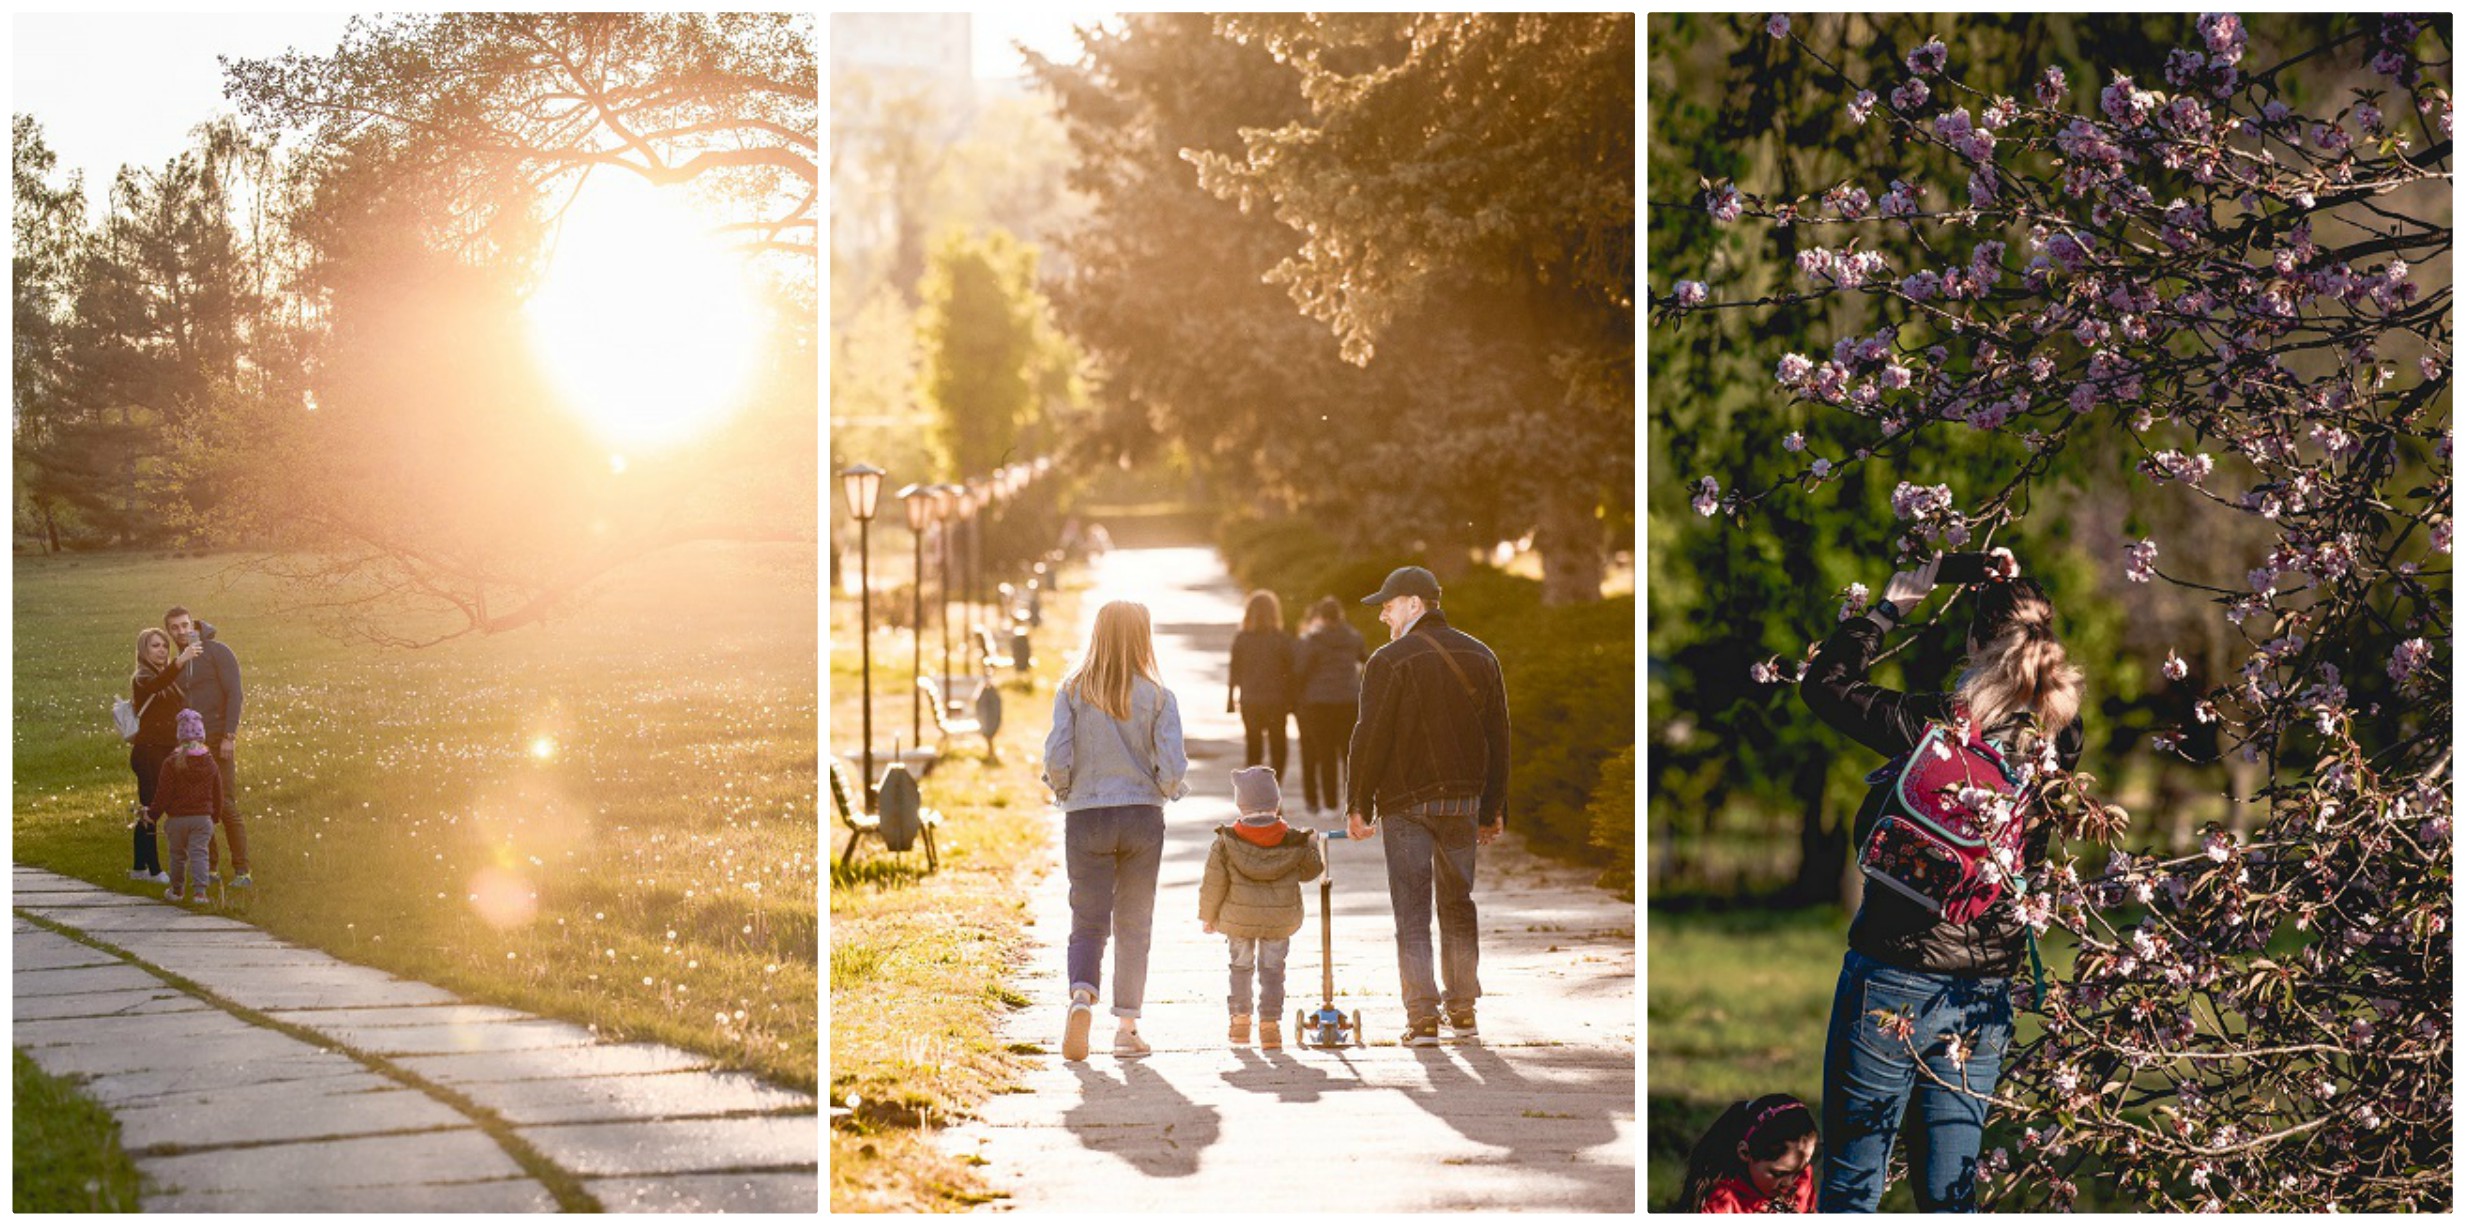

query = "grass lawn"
14;546;818;1090
1649;905;2111;1211
827;567;1081;1212
13;1049;145;1212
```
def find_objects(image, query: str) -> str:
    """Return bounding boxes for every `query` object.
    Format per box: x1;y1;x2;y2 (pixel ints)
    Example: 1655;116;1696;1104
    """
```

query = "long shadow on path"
1061;1061;1223;1179
1403;1044;1636;1209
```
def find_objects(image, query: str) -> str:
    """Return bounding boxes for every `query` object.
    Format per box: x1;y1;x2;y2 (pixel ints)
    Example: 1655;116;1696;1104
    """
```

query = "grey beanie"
1232;767;1281;823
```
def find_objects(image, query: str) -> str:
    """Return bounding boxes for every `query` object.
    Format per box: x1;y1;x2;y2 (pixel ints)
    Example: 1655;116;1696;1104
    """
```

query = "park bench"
829;757;940;872
918;675;1001;760
974;624;1016;673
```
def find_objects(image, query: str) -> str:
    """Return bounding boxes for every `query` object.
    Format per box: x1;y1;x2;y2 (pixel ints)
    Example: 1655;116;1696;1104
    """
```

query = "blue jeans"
1225;935;1290;1018
1819;949;2014;1212
1381;809;1481;1023
1065;805;1165;1019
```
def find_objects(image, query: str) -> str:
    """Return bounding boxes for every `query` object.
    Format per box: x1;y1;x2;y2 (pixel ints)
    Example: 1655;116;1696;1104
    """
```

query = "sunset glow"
526;174;764;450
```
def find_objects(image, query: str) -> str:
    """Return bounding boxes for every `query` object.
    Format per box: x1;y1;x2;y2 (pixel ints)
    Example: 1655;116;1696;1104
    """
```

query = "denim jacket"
1043;676;1190;812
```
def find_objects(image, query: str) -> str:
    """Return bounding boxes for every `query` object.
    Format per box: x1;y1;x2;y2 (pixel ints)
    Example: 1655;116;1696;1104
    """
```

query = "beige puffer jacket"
1198;825;1324;940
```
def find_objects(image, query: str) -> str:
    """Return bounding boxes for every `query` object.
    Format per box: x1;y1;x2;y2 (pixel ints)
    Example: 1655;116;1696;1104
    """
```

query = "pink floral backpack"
1857;708;2030;924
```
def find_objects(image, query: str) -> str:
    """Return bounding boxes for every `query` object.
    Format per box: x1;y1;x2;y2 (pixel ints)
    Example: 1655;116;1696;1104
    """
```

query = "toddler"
149;709;228;905
1198;767;1322;1049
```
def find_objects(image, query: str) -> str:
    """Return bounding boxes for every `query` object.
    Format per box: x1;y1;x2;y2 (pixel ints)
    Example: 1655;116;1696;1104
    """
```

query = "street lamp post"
840;463;885;803
931;483;957;695
899;483;931;751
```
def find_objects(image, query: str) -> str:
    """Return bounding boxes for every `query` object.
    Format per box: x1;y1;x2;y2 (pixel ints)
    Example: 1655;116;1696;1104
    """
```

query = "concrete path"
941;546;1637;1212
12;866;815;1212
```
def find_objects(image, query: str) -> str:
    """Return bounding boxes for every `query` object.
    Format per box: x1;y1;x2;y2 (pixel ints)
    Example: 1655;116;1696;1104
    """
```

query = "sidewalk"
12;866;815;1212
941;546;1636;1212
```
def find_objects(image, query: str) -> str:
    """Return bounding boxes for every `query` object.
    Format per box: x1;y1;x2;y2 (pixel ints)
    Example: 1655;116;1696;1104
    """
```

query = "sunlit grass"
827;568;1079;1212
13;546;818;1091
13;1049;144;1212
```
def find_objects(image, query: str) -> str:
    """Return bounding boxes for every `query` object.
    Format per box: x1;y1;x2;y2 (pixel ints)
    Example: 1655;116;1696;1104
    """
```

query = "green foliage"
12;1049;144;1212
1588;746;1638;901
916;228;1070;480
1034;15;1634;601
1217;514;1633;865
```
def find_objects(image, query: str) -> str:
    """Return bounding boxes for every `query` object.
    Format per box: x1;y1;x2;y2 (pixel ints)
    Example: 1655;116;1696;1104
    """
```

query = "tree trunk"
1535;483;1607;605
1786;757;1849;906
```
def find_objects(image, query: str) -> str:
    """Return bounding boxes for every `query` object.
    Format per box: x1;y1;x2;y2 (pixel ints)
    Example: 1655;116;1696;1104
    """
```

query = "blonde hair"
1955;580;2083;752
132;628;172;684
1069;600;1161;721
1241;589;1284;634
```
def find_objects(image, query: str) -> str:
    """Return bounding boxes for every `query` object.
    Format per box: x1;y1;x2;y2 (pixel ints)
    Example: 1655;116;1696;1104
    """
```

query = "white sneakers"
1113;1024;1152;1058
1063;989;1095;1062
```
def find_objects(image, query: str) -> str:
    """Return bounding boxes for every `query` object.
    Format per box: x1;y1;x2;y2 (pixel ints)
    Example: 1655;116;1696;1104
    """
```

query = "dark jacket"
1346;610;1511;824
1293;621;1369;707
1800;615;2084;978
130;665;185;752
179;622;243;739
1228;629;1298;714
148;749;227;822
1198;824;1325;940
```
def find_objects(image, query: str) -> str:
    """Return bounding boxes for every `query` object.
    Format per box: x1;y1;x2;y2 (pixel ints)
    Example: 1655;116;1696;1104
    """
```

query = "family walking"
1042;565;1512;1059
121;606;249;902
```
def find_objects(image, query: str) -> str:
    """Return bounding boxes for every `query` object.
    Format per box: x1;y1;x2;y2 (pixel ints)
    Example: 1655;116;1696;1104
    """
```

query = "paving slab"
519;1113;816;1177
455;1068;814;1125
589;1172;819;1213
264;1003;535;1030
13;987;213;1021
399;1042;717;1085
135;1128;526;1193
15;963;171;997
933;546;1638;1213
113;1086;468;1152
144;1179;561;1214
309;1018;603;1057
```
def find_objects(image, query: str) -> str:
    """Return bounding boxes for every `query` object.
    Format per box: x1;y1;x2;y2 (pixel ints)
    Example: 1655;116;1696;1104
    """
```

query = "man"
164;607;248;888
1345;565;1510;1046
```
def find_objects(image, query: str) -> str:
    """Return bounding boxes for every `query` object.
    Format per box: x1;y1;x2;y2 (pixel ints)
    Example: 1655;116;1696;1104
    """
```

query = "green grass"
1649;905;2112;1212
13;1049;144;1212
14;546;818;1091
827;570;1082;1212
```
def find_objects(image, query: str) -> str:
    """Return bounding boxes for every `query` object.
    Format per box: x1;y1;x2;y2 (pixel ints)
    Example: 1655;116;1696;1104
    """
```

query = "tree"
225;13;816;263
1659;13;2449;1210
1193;13;1637;602
13;115;85;551
917;228;1042;479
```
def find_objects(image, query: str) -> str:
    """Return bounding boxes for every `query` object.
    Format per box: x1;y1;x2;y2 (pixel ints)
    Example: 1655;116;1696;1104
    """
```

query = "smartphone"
1936;552;2015;585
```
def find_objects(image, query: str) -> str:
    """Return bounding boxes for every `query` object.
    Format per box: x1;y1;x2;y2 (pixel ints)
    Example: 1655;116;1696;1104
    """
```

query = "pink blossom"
1879;180;1921;219
2126;538;2159;583
1674;279;1708;307
1750;660;1779;684
1766;13;1790;38
2036;64;2067;108
1847;90;1878;125
2389;637;2432;686
1782;430;1805;453
1775;352;1813;386
1810;457;1833;478
1690;476;1720;517
2203;828;2233;862
1708;183;1744;223
1890;481;1954;520
1892;79;1930;112
1839;581;1871;621
1901;270;1942;301
1824;183;1872;220
2164;649;2188;681
1906;37;1947;76
1881;363;1912;389
2197;13;2246;65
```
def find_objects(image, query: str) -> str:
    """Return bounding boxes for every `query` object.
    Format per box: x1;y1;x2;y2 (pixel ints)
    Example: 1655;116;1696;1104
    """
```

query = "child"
1677;1093;1821;1212
149;709;227;905
1198;767;1322;1050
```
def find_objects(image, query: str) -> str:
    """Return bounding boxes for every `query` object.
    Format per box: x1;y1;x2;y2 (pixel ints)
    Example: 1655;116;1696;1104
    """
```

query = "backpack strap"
1415;625;1480;702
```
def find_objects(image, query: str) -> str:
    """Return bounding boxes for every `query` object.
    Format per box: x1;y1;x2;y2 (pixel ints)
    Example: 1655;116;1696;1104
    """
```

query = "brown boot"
1259;1017;1283;1051
1229;1014;1252;1045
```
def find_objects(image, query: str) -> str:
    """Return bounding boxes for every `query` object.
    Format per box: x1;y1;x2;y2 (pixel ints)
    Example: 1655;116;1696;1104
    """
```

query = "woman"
1043;600;1189;1062
1226;590;1297;777
126;627;193;883
1290;596;1368;818
1798;556;2084;1212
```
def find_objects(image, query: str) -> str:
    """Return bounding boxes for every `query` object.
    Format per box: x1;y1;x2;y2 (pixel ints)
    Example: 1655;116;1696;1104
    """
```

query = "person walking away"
1675;1094;1822;1212
125;628;189;884
150;709;228;905
1345;565;1510;1046
1291;596;1367;818
1798;558;2085;1212
1043;600;1189;1062
1227;590;1297;777
1199;766;1323;1051
164;607;246;887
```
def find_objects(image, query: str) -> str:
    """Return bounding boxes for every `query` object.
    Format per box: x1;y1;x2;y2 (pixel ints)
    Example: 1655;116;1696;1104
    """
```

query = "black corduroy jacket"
1345;610;1511;825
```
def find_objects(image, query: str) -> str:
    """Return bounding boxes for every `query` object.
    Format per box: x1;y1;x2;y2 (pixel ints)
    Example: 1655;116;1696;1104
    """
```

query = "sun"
525;175;765;451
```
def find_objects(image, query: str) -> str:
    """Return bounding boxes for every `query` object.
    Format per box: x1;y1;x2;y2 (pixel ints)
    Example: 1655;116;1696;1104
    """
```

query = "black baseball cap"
1361;565;1442;606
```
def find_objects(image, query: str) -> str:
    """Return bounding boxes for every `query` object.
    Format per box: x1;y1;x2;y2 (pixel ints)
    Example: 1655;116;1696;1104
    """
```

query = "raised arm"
1155;688;1190;801
1041;689;1076;800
